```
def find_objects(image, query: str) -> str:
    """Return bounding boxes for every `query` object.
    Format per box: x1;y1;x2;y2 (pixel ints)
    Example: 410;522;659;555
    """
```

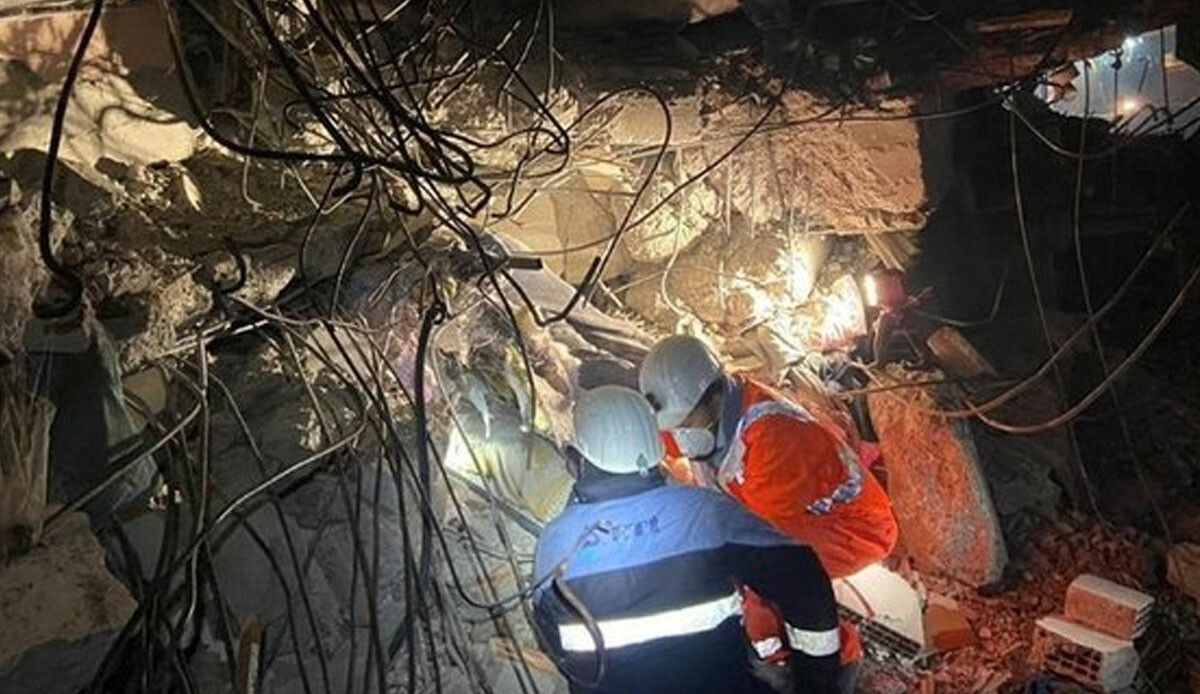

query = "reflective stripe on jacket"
531;469;842;694
719;376;898;579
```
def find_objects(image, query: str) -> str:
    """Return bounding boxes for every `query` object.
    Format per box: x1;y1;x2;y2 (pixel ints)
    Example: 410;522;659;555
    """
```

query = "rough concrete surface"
0;512;136;694
0;179;53;352
687;93;927;233
590;89;926;342
0;3;174;84
868;367;1008;586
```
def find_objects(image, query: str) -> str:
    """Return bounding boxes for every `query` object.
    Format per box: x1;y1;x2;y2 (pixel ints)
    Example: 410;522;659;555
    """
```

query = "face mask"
671;426;716;460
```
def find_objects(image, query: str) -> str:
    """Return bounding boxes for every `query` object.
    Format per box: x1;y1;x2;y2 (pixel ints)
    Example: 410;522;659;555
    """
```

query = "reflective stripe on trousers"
754;625;841;660
559;592;743;652
752;636;784;660
785;623;841;657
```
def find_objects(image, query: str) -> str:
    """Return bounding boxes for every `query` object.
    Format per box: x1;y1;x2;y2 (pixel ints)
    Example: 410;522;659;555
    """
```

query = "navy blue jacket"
532;468;841;694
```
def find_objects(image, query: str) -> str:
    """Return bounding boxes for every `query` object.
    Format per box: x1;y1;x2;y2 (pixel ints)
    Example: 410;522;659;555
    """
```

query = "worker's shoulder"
740;400;828;440
538;483;716;527
648;479;733;505
654;483;758;525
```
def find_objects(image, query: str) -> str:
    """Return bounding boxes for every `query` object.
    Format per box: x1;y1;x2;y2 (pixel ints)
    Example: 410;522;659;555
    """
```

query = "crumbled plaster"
690;93;927;233
623;213;830;332
0;67;196;172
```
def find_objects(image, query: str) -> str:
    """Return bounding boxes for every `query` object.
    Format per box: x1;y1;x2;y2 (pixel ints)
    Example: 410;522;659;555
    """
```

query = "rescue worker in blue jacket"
531;385;842;694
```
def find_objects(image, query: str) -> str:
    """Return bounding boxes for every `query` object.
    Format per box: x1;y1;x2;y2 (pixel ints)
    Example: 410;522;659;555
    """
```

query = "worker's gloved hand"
789;652;842;694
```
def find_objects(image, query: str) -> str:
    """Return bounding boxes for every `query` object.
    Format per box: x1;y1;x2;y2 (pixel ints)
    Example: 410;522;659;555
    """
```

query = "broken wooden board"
867;367;1008;586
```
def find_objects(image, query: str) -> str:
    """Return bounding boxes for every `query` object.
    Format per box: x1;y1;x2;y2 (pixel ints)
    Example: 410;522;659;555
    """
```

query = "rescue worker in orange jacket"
639;335;900;689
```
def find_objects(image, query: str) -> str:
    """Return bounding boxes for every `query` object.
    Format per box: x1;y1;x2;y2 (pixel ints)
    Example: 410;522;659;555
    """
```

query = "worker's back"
532;470;792;694
726;375;897;579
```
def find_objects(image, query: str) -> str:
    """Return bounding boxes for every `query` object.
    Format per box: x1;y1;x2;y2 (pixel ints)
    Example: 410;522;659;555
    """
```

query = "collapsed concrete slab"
608;92;924;338
0;65;197;171
867;367;1008;586
0;2;195;171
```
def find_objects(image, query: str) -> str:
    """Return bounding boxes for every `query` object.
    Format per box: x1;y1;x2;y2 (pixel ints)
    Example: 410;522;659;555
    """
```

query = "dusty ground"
859;512;1198;693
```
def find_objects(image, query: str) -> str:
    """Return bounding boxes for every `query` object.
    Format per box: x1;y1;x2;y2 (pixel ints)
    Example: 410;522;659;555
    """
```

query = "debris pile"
857;511;1197;693
0;513;136;694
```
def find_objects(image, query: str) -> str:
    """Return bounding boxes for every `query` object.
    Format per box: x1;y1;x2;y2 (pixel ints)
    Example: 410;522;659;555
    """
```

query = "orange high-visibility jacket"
723;376;897;578
666;375;898;665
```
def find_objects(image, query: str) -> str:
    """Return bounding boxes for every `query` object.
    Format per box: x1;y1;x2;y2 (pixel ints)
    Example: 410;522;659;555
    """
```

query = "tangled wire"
25;0;1200;692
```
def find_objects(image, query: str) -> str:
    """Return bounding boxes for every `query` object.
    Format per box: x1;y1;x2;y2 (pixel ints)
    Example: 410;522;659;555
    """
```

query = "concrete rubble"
487;84;927;343
0;512;137;694
859;512;1168;692
0;3;1196;694
116;341;433;694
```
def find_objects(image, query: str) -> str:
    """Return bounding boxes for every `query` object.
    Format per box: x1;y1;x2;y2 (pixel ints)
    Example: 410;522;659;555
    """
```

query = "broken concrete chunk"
867;368;1008;586
923;593;978;654
0;512;136;694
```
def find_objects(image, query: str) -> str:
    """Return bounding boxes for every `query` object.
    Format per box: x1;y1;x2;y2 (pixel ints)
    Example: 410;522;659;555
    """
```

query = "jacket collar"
710;376;743;464
572;464;666;503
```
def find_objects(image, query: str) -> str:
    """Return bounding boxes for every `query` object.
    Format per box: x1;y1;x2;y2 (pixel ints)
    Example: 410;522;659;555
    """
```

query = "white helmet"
638;335;723;429
572;385;664;475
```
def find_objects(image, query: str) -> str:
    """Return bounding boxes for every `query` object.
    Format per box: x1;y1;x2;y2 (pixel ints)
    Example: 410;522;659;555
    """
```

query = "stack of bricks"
1032;574;1154;692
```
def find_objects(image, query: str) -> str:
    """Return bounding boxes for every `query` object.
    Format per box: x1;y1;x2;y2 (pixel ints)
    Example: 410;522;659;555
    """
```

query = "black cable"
551;574;605;689
34;0;105;319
